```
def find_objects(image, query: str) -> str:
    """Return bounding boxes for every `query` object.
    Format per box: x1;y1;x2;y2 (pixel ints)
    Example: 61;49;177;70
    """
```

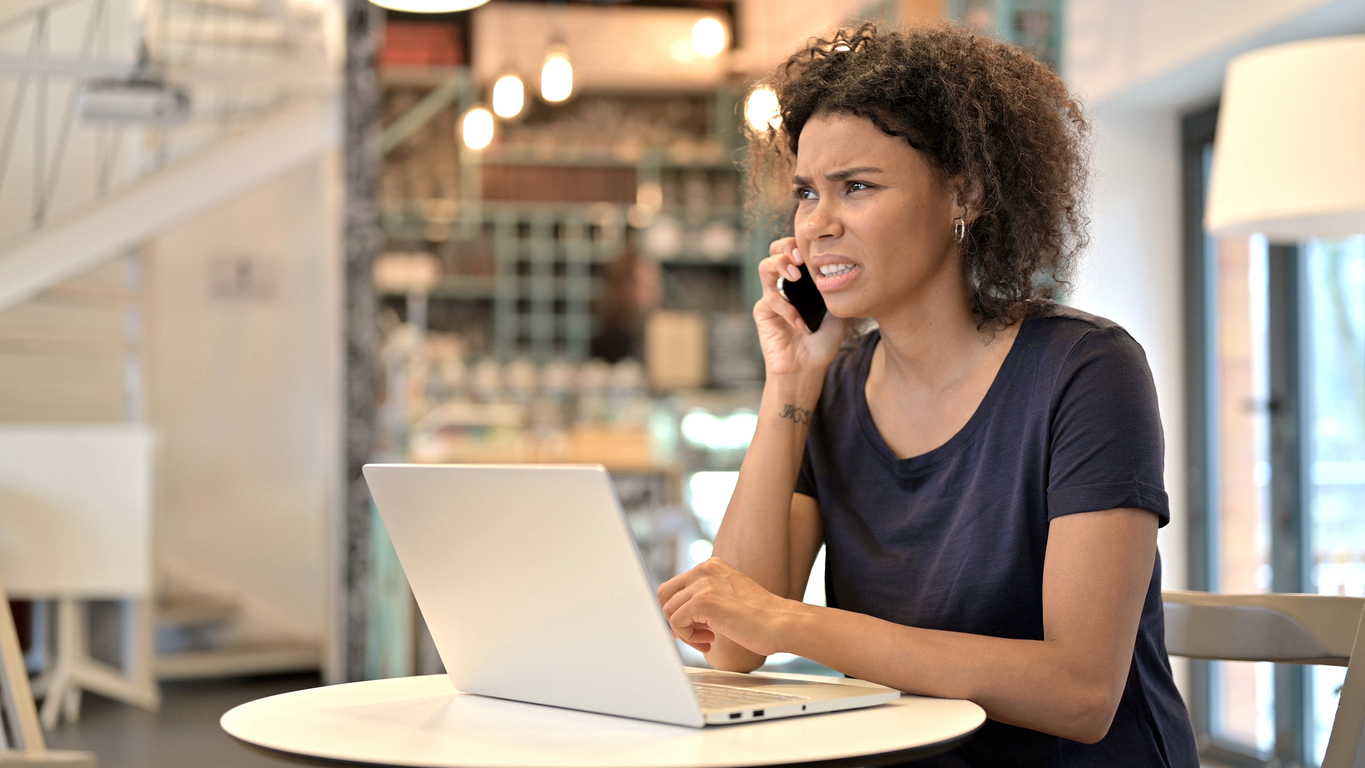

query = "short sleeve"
1046;326;1169;525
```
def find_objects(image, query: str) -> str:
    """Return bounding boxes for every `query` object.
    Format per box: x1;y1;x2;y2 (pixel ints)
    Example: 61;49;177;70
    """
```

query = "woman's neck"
871;282;1014;396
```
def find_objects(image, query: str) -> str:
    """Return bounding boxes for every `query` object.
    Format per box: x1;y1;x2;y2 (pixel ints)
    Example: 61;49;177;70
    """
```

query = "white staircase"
0;0;341;312
156;576;322;681
0;97;339;311
0;0;338;698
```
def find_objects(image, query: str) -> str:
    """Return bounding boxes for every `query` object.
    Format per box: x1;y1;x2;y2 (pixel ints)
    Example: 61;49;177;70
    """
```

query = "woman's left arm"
658;506;1156;744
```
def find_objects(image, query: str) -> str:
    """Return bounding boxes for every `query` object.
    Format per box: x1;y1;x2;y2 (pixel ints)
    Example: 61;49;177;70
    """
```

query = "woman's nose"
803;200;843;240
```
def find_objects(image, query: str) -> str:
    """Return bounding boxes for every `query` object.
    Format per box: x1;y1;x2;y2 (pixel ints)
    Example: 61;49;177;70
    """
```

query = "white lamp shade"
1206;35;1365;241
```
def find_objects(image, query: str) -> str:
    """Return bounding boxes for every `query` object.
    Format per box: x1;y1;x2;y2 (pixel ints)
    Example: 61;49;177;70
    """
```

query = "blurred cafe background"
0;0;1361;765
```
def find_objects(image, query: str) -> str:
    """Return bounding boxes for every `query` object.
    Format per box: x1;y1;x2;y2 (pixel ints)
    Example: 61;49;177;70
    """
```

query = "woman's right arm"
703;238;846;672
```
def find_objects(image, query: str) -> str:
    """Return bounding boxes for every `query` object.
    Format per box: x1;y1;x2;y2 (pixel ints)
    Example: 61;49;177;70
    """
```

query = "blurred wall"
1066;0;1364;107
0;258;138;422
1067;108;1186;589
147;151;342;646
735;0;889;73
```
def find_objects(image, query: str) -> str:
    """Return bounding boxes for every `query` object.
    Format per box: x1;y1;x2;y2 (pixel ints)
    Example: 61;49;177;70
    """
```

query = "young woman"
657;24;1199;766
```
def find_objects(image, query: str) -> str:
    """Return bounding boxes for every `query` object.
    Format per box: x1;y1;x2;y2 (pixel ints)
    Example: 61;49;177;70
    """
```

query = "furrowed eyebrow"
791;167;883;186
826;166;882;181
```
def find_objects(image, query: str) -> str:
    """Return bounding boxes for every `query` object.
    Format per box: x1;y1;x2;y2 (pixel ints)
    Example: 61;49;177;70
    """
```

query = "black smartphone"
777;263;827;332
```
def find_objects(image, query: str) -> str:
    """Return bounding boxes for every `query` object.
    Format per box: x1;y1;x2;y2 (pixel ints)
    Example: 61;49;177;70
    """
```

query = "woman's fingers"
759;255;802;295
756;254;809;332
662;579;718;653
756;292;806;332
656;569;694;608
667;598;720;652
662;561;783;658
768;236;797;259
687;627;717;644
673;617;716;647
661;563;727;634
759;238;811;333
660;578;702;621
769;237;804;268
761;237;804;292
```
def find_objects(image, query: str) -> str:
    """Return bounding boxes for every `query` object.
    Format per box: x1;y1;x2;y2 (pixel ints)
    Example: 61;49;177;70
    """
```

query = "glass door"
1187;102;1365;767
1208;231;1276;755
1305;235;1365;765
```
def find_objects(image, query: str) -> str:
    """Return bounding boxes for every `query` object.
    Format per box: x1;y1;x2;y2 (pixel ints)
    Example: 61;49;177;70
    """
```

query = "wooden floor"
42;673;321;768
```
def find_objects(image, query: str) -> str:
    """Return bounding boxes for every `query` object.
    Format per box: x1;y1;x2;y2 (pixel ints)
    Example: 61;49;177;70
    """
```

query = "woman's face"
792;113;962;322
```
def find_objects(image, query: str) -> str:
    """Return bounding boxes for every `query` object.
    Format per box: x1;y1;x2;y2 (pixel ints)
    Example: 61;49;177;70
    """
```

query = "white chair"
0;426;160;729
1163;590;1365;767
0;573;96;765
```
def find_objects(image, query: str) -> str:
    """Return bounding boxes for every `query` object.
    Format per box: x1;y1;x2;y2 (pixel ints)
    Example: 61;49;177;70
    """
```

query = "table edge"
228;720;984;768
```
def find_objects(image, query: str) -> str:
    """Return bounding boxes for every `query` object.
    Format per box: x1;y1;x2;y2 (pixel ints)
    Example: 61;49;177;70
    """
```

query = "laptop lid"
363;463;705;727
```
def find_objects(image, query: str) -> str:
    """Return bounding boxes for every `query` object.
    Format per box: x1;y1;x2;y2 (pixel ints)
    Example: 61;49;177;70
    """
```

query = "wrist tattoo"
778;404;812;425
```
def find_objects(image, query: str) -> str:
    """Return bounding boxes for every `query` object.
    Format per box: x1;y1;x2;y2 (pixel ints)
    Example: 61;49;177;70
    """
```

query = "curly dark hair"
747;22;1090;327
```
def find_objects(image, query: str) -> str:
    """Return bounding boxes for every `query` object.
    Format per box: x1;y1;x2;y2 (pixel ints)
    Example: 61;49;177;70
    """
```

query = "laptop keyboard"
692;683;809;709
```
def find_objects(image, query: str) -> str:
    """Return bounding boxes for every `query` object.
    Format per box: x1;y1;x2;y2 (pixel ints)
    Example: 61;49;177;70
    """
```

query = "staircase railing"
0;0;337;248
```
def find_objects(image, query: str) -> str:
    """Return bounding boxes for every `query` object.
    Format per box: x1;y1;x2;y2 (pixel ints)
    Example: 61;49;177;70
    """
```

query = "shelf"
378;259;744;306
379;65;462;87
655;255;746;267
377;275;497;299
381;202;746;229
379;84;756;360
482;143;737;171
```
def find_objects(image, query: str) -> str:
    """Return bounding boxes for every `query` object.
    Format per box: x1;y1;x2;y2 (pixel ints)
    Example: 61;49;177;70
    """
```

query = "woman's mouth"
813;262;860;290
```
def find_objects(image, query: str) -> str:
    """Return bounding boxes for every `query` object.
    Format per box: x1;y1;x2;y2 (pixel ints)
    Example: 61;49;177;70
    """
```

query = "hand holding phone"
777;263;827;332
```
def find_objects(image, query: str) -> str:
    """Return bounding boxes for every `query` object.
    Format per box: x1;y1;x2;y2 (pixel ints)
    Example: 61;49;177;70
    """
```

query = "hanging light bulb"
366;0;487;13
692;18;727;57
744;86;781;131
461;106;494;151
491;73;525;119
541;45;573;103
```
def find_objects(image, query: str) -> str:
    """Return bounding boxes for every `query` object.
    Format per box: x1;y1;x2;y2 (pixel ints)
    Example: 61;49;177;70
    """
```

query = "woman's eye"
847;181;871;192
794;187;815;200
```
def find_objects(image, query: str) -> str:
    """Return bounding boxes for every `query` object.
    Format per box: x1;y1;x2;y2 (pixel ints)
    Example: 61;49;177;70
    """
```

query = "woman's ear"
955;177;985;223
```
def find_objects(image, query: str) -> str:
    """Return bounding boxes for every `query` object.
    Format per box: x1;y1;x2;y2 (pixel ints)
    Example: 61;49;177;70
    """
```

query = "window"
1184;107;1365;767
1305;234;1365;763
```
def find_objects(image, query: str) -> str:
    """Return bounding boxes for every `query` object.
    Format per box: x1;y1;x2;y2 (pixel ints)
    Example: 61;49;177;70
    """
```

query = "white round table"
221;674;986;768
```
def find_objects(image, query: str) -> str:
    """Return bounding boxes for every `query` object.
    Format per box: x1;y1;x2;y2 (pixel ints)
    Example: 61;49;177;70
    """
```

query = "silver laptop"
362;463;900;727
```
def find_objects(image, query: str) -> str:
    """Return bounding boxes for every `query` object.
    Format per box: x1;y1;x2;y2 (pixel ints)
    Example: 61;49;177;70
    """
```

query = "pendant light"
691;18;727;57
541;44;573;103
367;0;487;14
744;86;781;132
492;73;525;119
461;106;495;151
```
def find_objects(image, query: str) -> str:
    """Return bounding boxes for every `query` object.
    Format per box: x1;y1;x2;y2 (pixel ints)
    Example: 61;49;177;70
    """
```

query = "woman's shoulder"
1023;303;1149;362
1027;302;1128;335
1021;304;1157;401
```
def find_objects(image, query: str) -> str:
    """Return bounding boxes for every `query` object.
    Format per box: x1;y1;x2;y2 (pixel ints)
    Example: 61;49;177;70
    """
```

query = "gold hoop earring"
953;217;966;244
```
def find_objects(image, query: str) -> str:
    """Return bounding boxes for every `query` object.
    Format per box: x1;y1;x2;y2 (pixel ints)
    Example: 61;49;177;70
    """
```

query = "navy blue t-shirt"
794;305;1198;767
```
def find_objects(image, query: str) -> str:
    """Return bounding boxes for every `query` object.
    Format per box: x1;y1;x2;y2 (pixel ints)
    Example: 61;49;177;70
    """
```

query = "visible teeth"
819;264;856;277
